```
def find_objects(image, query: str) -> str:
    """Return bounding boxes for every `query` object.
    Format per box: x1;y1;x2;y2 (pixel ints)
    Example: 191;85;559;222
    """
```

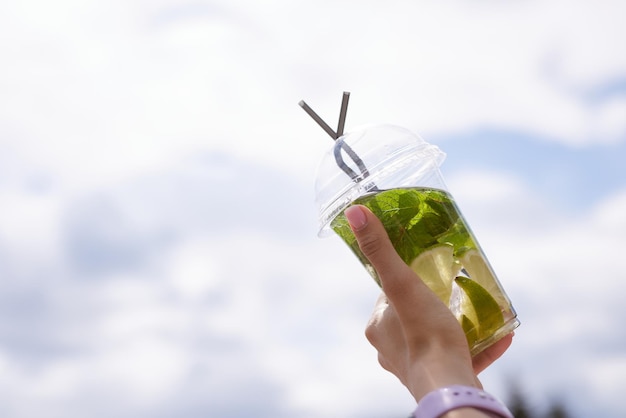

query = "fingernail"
345;205;368;231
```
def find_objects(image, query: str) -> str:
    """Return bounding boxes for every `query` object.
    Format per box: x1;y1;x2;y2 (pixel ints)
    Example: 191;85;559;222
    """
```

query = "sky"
0;0;625;417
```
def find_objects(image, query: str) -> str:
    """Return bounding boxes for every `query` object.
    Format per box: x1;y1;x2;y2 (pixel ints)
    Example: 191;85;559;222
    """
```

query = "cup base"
470;317;520;358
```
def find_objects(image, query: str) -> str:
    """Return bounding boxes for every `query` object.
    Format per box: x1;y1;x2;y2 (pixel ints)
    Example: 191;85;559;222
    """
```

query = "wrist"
406;354;478;402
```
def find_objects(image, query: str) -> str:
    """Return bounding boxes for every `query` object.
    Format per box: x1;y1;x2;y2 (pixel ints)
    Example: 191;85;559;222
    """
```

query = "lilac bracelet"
413;385;513;418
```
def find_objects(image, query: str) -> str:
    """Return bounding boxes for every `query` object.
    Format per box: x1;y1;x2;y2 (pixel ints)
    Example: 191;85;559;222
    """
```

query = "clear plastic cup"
315;124;519;356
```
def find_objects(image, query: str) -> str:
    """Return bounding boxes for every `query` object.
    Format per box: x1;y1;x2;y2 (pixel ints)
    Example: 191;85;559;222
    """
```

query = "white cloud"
93;336;189;404
586;356;626;404
0;154;624;416
1;0;625;194
592;188;626;228
591;97;626;142
0;190;62;254
1;0;626;417
448;173;626;416
165;240;220;299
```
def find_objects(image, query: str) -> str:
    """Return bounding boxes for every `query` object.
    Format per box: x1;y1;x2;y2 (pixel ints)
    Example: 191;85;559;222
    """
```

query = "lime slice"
455;276;505;341
460;314;479;348
460;250;508;309
409;244;460;305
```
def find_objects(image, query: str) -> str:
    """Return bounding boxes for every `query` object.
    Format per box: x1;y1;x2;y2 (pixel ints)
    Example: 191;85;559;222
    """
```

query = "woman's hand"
344;205;512;402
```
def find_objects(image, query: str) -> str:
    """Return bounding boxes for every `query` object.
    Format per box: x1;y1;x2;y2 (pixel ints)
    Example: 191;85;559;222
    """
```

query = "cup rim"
315;124;445;237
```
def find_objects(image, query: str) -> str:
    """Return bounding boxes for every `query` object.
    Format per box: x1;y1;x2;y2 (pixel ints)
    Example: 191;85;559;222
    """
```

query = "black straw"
298;100;337;139
300;92;376;189
336;92;350;138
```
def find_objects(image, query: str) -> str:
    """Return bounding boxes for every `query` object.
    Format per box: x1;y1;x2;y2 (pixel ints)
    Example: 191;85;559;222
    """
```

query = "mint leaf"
330;188;475;285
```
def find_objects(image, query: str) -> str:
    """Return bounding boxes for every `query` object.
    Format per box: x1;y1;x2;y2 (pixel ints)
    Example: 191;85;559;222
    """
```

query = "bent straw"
336;92;350;138
300;92;376;188
334;137;372;181
298;100;337;139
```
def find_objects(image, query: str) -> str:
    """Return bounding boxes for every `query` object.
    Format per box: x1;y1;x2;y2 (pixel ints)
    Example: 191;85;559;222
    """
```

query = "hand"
344;205;513;403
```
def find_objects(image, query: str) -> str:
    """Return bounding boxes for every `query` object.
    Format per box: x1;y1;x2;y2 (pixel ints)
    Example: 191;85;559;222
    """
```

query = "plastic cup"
315;124;519;356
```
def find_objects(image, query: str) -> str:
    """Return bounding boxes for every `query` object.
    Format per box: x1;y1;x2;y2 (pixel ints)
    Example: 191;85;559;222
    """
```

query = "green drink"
330;187;517;355
313;123;519;356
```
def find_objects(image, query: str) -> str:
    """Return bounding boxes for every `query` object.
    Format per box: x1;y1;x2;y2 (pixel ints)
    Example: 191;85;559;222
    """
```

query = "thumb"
344;205;419;303
345;205;466;349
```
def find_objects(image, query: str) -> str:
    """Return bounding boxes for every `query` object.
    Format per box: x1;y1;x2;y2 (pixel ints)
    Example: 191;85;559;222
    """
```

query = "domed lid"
315;124;445;236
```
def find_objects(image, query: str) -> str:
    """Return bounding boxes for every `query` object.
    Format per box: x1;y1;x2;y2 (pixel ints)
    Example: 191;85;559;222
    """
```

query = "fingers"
373;292;388;312
365;293;389;344
472;333;514;374
365;292;404;375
